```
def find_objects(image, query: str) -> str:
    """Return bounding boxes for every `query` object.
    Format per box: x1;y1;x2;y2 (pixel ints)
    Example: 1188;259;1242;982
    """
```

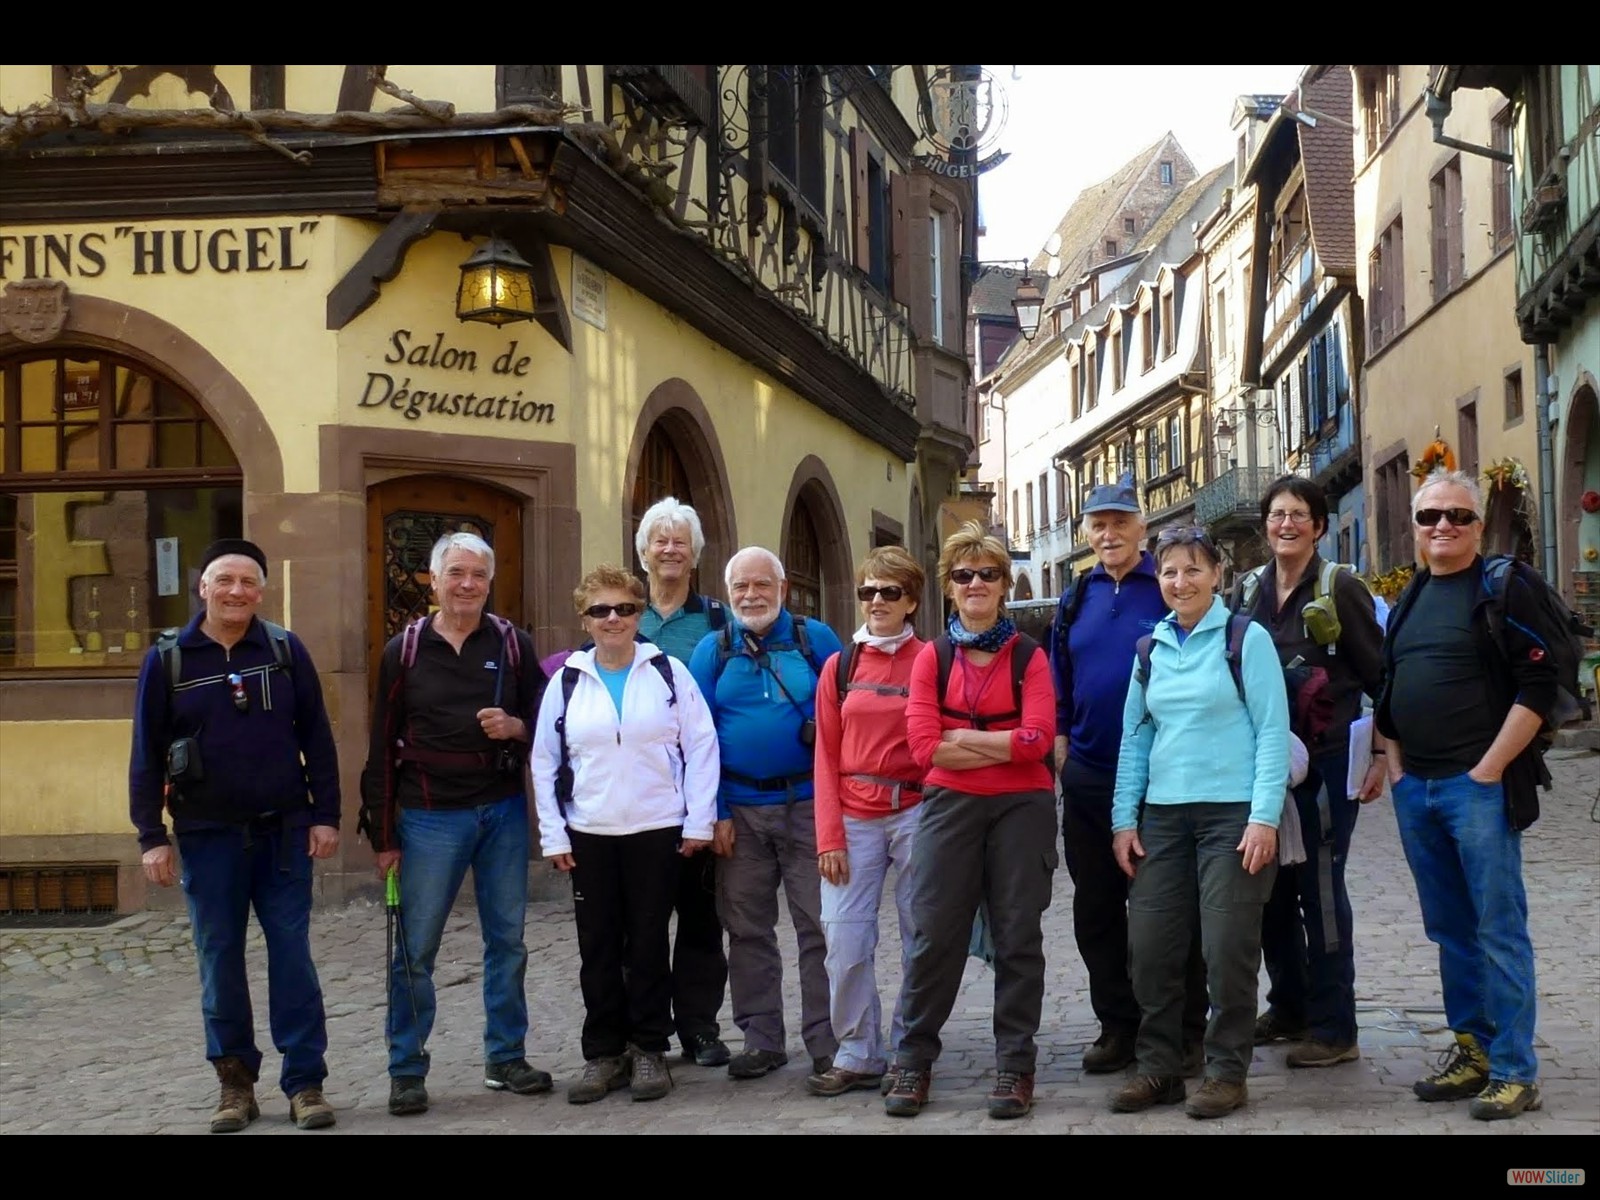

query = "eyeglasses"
1266;509;1314;526
1413;507;1479;527
856;585;906;602
949;566;1005;585
583;602;642;619
1156;525;1218;555
226;672;249;713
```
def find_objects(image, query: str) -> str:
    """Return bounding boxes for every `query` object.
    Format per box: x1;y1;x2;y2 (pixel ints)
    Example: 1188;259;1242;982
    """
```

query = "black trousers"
569;826;682;1059
1060;758;1208;1045
672;848;728;1042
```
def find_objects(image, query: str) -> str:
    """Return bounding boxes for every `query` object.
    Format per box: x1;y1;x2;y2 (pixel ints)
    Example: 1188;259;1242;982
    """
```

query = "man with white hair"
688;546;843;1082
635;496;732;1068
1376;469;1559;1120
1049;477;1208;1078
360;531;550;1117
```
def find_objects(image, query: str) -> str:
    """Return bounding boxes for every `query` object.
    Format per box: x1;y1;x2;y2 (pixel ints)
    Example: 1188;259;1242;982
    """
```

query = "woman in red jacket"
883;522;1057;1122
807;546;928;1099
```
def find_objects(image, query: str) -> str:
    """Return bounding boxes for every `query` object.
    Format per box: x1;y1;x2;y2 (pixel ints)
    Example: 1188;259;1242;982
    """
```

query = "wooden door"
366;475;524;680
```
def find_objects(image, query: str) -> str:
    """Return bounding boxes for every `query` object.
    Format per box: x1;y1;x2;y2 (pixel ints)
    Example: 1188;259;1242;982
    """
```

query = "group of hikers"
130;465;1565;1130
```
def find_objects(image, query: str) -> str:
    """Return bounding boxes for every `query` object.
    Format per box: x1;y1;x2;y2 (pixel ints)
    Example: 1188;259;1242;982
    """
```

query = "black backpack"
1047;571;1091;693
932;632;1043;730
157;619;292;694
1481;554;1594;735
831;639;911;700
711;615;824;682
553;653;679;814
1133;613;1252;728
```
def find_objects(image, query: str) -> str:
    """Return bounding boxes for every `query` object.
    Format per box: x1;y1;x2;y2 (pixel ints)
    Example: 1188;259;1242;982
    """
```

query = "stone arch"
779;455;853;632
1560;371;1600;591
1013;571;1035;601
620;378;737;594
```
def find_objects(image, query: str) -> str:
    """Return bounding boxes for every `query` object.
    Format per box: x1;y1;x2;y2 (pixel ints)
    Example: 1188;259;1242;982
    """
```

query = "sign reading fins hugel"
914;68;1010;178
0;224;319;278
357;329;556;425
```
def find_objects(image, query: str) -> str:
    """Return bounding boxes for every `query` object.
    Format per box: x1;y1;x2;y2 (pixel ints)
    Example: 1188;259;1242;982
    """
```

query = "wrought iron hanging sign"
915;67;1010;178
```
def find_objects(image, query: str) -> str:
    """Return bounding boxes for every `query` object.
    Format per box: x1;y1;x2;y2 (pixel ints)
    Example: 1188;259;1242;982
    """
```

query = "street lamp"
964;257;1047;342
456;235;538;326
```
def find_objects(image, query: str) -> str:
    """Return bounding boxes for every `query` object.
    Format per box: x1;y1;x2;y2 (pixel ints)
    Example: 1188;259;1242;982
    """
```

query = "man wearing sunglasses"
1375;469;1556;1120
634;497;733;1070
129;538;341;1133
688;546;843;1083
360;531;550;1117
1049;478;1209;1076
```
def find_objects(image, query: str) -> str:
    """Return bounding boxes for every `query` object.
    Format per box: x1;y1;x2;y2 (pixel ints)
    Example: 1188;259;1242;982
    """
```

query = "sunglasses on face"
949;567;1004;585
856;585;907;602
227;672;249;713
584;603;642;620
1413;507;1479;527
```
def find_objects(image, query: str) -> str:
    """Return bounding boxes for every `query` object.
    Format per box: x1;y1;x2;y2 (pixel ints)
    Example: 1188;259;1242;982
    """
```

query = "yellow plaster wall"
0;720;133;836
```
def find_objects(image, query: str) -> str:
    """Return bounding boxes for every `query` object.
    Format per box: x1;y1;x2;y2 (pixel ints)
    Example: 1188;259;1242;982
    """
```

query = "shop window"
0;350;242;674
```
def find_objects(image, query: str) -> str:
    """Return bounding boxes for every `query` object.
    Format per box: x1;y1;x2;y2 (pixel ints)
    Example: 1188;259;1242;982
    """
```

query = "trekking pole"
386;867;422;1047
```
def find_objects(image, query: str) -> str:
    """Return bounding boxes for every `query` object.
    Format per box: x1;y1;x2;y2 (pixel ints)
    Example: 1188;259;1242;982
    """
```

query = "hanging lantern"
456;236;537;326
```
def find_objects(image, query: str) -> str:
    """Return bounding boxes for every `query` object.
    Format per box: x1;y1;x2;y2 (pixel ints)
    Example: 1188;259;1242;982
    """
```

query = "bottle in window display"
125;585;143;651
85;583;104;652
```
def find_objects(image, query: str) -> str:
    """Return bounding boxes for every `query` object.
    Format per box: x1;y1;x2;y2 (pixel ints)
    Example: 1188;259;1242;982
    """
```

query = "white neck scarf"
852;621;917;655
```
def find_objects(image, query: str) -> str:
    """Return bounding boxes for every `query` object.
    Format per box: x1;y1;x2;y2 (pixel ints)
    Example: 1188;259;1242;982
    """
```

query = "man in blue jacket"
1051;480;1207;1075
129;539;341;1133
689;546;842;1083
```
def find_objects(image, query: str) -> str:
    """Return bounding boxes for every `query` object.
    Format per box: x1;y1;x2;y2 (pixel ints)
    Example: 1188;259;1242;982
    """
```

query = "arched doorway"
365;475;524;687
621;381;736;596
781;457;853;632
1560;380;1599;594
1013;572;1034;601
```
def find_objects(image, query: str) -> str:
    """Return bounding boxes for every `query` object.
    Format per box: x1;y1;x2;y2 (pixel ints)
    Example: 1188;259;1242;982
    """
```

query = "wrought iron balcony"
1193;467;1278;528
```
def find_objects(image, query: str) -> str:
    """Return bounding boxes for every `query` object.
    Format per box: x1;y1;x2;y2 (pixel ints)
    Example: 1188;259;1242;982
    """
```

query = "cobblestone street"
2;751;1596;1145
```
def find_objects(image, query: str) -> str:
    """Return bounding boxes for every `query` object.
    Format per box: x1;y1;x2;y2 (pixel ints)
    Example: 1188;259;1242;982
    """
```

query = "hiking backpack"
1481;554;1594;734
932;632;1043;730
553;653;680;813
1233;560;1370;654
157;619;293;695
1047;570;1091;682
832;639;911;700
711;615;824;683
1132;614;1252;728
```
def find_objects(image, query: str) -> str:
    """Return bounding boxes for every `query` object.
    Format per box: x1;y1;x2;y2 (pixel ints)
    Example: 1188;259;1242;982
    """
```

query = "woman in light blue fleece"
1107;526;1290;1121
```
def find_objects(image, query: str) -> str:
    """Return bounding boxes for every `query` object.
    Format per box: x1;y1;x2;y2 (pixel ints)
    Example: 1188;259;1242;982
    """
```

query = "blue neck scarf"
946;612;1016;653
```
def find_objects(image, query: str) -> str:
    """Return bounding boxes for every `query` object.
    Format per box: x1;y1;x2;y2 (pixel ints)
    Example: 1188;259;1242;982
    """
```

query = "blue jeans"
1391;771;1538;1083
387;796;530;1077
820;806;921;1075
179;824;327;1097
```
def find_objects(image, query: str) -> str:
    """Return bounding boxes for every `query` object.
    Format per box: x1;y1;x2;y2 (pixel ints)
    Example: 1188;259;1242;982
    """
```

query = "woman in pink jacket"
807;546;928;1098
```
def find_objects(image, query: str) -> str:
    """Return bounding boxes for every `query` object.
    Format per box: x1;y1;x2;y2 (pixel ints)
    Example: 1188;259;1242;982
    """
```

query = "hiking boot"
1286;1038;1361;1069
680;1032;731;1068
628;1045;673;1102
1110;1074;1185;1113
484;1058;554;1095
387;1075;429;1116
880;1072;896;1096
1469;1079;1542;1121
1186;1077;1248;1119
987;1070;1035;1119
288;1086;336;1130
883;1066;932;1117
1082;1027;1136;1073
210;1056;259;1133
1253;1010;1307;1045
568;1055;631;1104
1182;1042;1205;1078
806;1065;885;1097
1412;1032;1490;1102
727;1047;789;1079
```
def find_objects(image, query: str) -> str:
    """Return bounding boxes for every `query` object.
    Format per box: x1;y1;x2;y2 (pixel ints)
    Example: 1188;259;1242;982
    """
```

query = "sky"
975;64;1306;264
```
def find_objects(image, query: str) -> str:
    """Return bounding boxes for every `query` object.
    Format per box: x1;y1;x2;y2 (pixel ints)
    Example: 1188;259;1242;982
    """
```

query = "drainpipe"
1535;344;1559;579
1424;88;1514;165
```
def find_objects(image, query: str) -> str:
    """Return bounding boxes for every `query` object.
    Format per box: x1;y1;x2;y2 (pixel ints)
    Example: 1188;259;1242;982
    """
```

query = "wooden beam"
505;230;573;354
325;205;439;330
337;65;382;113
507;135;536;180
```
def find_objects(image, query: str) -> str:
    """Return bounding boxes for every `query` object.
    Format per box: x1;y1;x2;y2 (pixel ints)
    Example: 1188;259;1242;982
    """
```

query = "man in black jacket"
129;538;341;1133
360;531;549;1117
1376;470;1555;1121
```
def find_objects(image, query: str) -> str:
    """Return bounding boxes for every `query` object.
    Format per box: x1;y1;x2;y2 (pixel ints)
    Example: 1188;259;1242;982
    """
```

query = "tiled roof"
1296;66;1356;279
971;268;1026;317
1133;162;1232;256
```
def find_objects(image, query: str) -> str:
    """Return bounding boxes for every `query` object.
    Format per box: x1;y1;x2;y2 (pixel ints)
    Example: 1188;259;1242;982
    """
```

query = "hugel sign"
358;329;555;426
0;223;319;278
915;68;1011;178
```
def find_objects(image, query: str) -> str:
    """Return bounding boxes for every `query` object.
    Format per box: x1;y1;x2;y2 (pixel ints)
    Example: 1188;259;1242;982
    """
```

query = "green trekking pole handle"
386;866;399;909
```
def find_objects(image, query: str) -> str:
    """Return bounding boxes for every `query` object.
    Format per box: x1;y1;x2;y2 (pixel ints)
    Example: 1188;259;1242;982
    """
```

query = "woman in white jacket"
531;564;721;1106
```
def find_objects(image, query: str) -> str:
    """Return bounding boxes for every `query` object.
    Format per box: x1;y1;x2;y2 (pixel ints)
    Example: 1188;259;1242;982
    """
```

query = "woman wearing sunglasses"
807;546;928;1099
1110;526;1290;1120
885;522;1057;1121
1232;475;1386;1071
530;565;721;1106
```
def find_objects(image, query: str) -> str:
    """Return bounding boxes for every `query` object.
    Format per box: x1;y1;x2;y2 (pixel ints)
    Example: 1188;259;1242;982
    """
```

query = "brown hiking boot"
289;1086;336;1129
1186;1077;1248;1119
883;1066;932;1117
987;1070;1035;1119
210;1056;260;1133
1110;1074;1185;1113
